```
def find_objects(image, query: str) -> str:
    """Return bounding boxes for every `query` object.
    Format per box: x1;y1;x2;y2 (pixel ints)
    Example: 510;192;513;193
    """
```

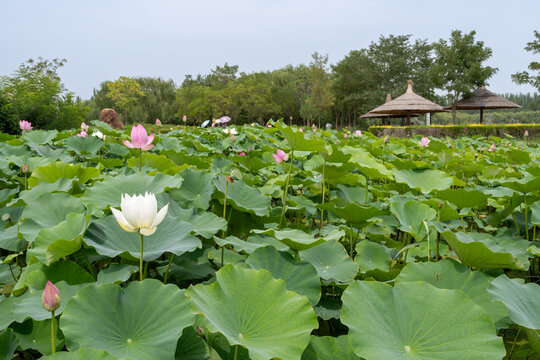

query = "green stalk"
279;150;294;230
524;194;529;241
320;161;326;231
349;225;354;258
507;328;521;360
221;179;229;267
139;231;144;281
436;207;441;261
139;149;142;172
234;344;239;360
51;311;56;354
512;213;521;236
365;178;369;204
163;254;174;284
424;220;430;262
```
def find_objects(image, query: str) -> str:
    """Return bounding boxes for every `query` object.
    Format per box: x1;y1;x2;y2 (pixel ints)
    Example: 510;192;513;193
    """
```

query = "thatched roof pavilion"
444;86;521;124
360;94;419;124
370;80;446;126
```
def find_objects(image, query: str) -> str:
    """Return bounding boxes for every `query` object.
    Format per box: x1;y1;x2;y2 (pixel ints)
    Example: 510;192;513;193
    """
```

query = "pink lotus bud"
21;164;29;173
488;144;496;152
183;115;187;123
238;152;246;156
525;130;529;137
19;120;33;131
343;133;348;138
354;130;362;137
42;281;60;312
81;122;89;131
248;146;252;152
123;124;154;151
77;131;88;138
156;119;162;126
272;149;289;163
266;124;273;128
299;128;303;132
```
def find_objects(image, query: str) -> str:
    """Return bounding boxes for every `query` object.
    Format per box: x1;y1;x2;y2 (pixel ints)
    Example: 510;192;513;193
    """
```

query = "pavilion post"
479;108;484;124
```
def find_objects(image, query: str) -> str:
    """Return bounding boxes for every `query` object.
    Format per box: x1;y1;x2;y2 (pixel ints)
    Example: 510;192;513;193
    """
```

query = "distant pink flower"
525;130;529;137
123;124;154;151
266;124;273;128
239;152;246;156
488;144;496;152
182;115;187;123
77;131;88;138
42;281;60;312
354;130;362;137
299;128;303;132
248;146;252;152
273;149;289;163
81;122;89;131
419;137;430;148
156;118;162;126
343;133;348;138
19;120;32;131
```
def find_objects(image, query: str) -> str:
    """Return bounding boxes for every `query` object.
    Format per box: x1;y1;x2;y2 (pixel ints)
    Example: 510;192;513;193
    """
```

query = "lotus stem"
524;194;529;241
234;344;239;360
139;149;142;172
424;220;430;262
139;231;144;281
51;311;56;354
221;178;229;267
512;213;520;236
507;328;521;360
436;207;441;261
163;253;174;284
279;150;294;230
320;161;326;231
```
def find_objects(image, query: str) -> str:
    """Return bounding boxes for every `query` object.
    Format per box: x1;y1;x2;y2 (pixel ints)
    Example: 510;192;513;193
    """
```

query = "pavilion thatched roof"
370;80;445;115
445;86;522;110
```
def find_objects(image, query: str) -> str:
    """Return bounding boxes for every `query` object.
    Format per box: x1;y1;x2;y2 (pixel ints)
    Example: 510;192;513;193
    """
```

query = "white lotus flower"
111;192;168;236
92;130;105;139
223;128;237;135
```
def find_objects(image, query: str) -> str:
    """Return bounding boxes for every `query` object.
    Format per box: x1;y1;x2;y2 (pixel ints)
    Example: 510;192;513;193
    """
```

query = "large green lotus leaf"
246;246;321;305
301;335;361;360
28;162;99;188
319;202;386;228
82;172;182;210
354;240;393;273
441;231;529;270
0;328;18;360
28;213;90;265
215;235;269;254
341;281;505;360
299;241;358;284
186;265;318;360
499;174;540;194
23;130;58;145
156;249;215;282
343;147;393;180
531;200;540;225
434;188;489;210
488;274;540;329
41;349;124;359
336;184;368;204
63;136;105;155
213;178;270;217
96;264;138;285
393;168;453;194
396;260;509;329
175;326;210;360
274;121;327;152
11;318;63;355
126;152;179;172
205;331;250;360
253;228;326;251
61;279;194;359
84;215;201;261
170;168;215;209
16;178;75;206
20;193;85;242
390;200;436;240
25;261;94;289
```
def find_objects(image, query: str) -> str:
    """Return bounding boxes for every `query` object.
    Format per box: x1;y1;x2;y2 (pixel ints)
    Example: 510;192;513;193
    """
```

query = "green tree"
303;53;335;128
430;30;498;124
512;30;540;93
106;76;145;123
0;57;88;132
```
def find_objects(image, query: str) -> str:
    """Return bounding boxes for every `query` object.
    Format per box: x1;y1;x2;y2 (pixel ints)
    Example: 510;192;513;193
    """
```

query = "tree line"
1;30;538;133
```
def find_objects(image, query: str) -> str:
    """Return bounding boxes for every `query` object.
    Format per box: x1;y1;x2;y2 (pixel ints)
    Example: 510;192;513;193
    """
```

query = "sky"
1;0;538;100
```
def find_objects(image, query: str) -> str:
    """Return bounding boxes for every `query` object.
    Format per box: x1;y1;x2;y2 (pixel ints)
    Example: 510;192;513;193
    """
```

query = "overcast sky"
1;0;538;99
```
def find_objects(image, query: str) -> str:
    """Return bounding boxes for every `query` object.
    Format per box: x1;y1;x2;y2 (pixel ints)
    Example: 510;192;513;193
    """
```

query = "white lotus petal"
150;203;169;228
122;194;143;228
140;226;157;236
111;207;137;232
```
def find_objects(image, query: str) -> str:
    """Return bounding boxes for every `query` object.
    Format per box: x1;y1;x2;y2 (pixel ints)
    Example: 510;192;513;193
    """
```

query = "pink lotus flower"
343;133;348;138
42;281;60;312
354;130;362;137
156;118;162;126
488;144;496;152
419;137;430;148
19;120;32;131
81;122;89;131
183;115;187;123
299;128;303;132
238;152;246;156
525;130;529;137
77;131;88;138
266;124;273;128
272;149;289;163
123;124;154;151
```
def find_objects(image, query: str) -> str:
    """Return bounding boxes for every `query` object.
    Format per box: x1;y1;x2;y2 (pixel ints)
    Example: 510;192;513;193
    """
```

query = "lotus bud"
384;135;390;143
156;118;162;126
299;128;303;132
525;130;529;137
196;326;205;338
183;115;187;123
438;202;443;209
248;146;252;152
42;281;60;312
21;164;29;173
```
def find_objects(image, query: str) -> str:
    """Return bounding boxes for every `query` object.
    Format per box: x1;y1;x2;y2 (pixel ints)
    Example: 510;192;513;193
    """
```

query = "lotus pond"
1;120;540;359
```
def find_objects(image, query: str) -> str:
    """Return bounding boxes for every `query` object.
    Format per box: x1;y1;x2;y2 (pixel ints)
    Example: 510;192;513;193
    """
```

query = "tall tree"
302;53;334;128
106;76;145;123
512;30;540;93
429;30;498;124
